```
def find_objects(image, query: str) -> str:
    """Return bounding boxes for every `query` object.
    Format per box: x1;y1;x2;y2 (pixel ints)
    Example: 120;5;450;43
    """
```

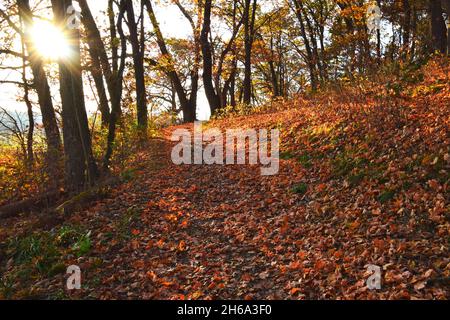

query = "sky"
1;0;387;123
0;0;212;121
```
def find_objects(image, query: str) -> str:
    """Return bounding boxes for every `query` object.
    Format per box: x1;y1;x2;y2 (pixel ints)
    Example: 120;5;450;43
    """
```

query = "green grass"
0;275;15;299
378;189;396;204
280;150;319;170
348;172;366;186
72;231;92;257
8;232;60;275
115;207;141;240
280;151;295;160
291;183;308;195
297;153;313;169
1;224;93;298
121;168;138;182
332;151;370;178
56;225;93;257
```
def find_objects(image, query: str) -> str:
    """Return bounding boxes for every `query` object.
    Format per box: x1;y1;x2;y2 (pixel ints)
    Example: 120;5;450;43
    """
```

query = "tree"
200;0;222;114
125;0;148;129
243;0;257;104
84;35;110;127
77;0;127;170
19;13;33;166
429;0;447;54
402;0;412;55
103;0;127;170
51;0;98;192
144;0;198;122
443;0;450;54
14;0;62;158
255;6;301;99
290;0;318;90
200;0;244;114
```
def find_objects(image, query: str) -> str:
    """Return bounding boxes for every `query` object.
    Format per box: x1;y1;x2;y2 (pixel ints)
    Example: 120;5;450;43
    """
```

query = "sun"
30;20;71;60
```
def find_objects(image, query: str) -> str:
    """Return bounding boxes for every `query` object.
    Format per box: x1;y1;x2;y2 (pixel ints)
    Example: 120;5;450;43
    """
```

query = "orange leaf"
290;288;301;295
162;281;174;287
334;250;343;259
178;240;187;252
289;260;302;270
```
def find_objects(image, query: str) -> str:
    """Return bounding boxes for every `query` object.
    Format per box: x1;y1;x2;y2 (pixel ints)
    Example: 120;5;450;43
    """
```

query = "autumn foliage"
0;58;448;300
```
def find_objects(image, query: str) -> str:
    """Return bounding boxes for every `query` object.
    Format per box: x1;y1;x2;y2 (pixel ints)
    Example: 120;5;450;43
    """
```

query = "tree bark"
77;0;126;169
125;1;148;129
16;0;62;158
88;50;110;126
429;0;447;54
441;0;450;55
215;1;243;108
200;0;221;114
103;0;127;170
20;24;34;166
376;0;382;61
243;0;257;105
403;0;411;51
51;0;98;192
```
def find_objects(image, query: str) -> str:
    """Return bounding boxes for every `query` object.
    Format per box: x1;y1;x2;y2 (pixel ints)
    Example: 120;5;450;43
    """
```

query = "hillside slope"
0;59;448;300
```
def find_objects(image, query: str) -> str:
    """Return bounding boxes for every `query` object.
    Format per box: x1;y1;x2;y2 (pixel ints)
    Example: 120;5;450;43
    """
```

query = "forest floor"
0;59;448;300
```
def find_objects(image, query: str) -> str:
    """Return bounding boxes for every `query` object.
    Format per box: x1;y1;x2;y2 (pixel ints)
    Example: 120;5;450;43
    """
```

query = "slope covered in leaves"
0;59;448;300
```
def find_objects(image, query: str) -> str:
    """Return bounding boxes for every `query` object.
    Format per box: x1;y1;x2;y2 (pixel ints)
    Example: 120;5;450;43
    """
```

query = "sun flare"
30;21;71;60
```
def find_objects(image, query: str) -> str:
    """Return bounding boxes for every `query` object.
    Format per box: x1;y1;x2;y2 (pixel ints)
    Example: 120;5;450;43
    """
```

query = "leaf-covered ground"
0;59;448;300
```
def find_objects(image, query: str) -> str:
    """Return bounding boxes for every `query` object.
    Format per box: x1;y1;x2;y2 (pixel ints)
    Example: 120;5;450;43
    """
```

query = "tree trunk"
243;0;257;105
200;0;221;114
429;0;447;54
403;0;411;51
125;1;147;129
229;3;238;108
441;0;450;55
229;59;237;108
51;0;98;192
20;30;34;166
377;0;382;61
269;56;280;98
88;51;110;127
103;0;127;170
292;0;317;91
144;0;196;122
304;10;323;82
77;0;126;169
17;0;62;158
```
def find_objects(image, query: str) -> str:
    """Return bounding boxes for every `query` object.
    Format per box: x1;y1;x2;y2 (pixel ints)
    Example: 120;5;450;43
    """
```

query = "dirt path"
75;133;301;299
19;123;447;300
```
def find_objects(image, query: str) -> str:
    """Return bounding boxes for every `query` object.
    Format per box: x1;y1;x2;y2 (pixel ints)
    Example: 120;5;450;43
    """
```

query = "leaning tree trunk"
51;0;98;192
17;0;62;159
88;50;110;127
